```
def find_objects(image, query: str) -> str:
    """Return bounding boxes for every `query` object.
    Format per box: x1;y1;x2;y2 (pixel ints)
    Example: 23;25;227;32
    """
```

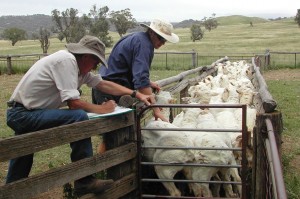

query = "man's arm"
96;80;154;106
138;86;169;122
68;99;116;114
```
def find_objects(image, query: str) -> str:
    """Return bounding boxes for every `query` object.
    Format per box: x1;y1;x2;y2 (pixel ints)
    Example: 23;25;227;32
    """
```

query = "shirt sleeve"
50;57;80;102
80;72;103;88
131;38;153;89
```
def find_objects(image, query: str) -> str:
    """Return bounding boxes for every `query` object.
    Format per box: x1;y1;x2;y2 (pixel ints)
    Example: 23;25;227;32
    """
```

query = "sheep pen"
136;57;284;198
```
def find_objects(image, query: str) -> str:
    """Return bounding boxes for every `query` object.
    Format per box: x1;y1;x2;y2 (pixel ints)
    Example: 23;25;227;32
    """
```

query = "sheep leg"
219;168;237;198
230;167;242;196
210;173;221;197
155;165;182;196
187;167;214;197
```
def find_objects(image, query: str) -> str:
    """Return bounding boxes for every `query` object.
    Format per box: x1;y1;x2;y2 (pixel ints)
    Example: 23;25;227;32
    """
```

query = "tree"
295;9;300;27
190;24;204;42
51;8;86;43
202;14;218;32
87;5;113;47
38;27;51;54
31;32;39;41
2;27;27;46
109;8;137;37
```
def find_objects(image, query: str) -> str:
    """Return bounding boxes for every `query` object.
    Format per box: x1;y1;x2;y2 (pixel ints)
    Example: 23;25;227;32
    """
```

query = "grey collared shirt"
10;50;102;109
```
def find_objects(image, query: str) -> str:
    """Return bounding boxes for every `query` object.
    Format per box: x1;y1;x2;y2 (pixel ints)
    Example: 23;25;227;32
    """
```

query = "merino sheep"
142;120;195;196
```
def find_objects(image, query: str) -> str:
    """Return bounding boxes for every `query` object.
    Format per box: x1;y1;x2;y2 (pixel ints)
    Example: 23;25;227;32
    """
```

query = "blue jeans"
6;106;93;184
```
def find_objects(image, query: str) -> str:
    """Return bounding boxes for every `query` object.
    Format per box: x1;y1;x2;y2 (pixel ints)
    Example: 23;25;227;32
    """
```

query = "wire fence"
0;50;299;74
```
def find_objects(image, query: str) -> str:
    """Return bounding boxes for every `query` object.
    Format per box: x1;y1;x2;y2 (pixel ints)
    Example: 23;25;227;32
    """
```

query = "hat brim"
66;43;108;68
140;23;179;44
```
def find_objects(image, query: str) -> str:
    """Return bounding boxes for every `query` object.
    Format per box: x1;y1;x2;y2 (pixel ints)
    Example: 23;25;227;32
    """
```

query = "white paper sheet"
87;106;133;119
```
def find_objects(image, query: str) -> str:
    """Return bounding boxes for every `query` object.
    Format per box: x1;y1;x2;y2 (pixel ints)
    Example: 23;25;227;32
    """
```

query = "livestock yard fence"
0;50;299;74
0;57;286;198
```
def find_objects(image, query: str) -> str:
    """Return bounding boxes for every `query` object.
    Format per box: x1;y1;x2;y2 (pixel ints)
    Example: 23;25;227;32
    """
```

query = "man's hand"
153;107;169;122
99;100;117;113
150;81;161;93
136;92;155;106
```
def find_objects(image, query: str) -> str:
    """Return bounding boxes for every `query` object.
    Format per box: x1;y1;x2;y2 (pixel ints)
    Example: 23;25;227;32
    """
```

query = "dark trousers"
6;106;93;183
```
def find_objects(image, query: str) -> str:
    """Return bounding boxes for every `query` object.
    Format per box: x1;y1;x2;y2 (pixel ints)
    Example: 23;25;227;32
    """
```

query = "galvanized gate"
136;103;250;199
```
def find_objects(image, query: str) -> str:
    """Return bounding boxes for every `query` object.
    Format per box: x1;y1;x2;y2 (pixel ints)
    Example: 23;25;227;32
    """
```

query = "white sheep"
195;109;242;196
185;132;241;197
142;120;195;196
171;108;242;197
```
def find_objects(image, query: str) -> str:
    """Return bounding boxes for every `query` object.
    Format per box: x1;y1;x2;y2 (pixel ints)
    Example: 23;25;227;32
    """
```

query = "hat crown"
65;35;108;68
79;35;105;58
140;19;179;43
150;19;173;36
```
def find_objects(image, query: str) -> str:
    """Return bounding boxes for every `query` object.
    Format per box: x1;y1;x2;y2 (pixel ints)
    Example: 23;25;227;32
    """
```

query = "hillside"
216;15;269;25
0;14;53;37
0;14;289;39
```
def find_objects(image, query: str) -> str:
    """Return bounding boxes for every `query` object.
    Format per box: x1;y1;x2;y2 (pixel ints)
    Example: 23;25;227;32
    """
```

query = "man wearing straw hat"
92;18;179;122
6;35;155;195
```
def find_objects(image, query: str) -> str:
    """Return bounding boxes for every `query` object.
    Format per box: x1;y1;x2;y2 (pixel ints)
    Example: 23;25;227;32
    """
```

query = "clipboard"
87;106;134;119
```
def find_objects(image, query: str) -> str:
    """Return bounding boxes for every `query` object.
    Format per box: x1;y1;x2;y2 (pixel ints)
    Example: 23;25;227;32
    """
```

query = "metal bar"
265;138;277;199
142;194;240;199
142;127;241;133
136;109;144;198
142;178;242;184
265;118;287;199
147;103;245;109
141;162;241;168
138;104;244;116
241;104;248;199
143;146;241;151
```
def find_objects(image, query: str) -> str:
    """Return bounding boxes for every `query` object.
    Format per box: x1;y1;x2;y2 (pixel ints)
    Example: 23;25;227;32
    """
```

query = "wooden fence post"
265;49;270;67
192;49;197;68
7;56;13;75
104;113;138;198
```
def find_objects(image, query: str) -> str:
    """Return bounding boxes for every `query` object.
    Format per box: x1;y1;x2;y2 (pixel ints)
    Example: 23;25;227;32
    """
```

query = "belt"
7;101;25;108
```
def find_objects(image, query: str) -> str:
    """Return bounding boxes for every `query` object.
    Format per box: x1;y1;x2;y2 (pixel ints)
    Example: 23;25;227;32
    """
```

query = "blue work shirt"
99;32;154;89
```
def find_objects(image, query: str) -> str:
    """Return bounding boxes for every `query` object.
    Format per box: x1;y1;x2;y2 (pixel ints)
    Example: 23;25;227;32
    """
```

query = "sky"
1;0;299;22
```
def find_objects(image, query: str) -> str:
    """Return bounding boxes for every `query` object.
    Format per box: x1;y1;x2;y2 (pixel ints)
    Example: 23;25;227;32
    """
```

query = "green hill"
217;15;269;26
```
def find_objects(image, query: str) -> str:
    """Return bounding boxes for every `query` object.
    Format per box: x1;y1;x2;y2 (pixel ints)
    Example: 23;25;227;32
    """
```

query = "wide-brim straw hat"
66;35;108;68
140;19;179;44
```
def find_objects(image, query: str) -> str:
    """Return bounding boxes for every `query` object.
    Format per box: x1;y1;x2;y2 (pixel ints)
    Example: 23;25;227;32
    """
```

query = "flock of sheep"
141;60;258;197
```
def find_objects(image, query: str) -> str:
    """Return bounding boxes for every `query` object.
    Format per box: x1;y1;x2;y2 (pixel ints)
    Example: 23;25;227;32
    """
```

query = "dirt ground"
262;68;300;81
1;68;300;199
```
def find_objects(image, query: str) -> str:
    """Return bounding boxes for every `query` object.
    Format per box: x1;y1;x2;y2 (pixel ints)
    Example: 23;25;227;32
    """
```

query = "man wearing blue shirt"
92;19;179;121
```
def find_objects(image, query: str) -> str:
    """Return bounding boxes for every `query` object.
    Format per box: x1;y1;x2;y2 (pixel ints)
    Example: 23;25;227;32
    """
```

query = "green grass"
266;78;300;199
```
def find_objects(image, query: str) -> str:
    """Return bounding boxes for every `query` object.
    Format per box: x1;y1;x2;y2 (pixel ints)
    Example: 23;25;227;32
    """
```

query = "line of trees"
2;7;300;52
1;4;137;53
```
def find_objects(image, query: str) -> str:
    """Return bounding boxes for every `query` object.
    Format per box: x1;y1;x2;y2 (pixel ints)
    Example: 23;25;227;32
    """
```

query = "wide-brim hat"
66;35;108;68
140;19;179;43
